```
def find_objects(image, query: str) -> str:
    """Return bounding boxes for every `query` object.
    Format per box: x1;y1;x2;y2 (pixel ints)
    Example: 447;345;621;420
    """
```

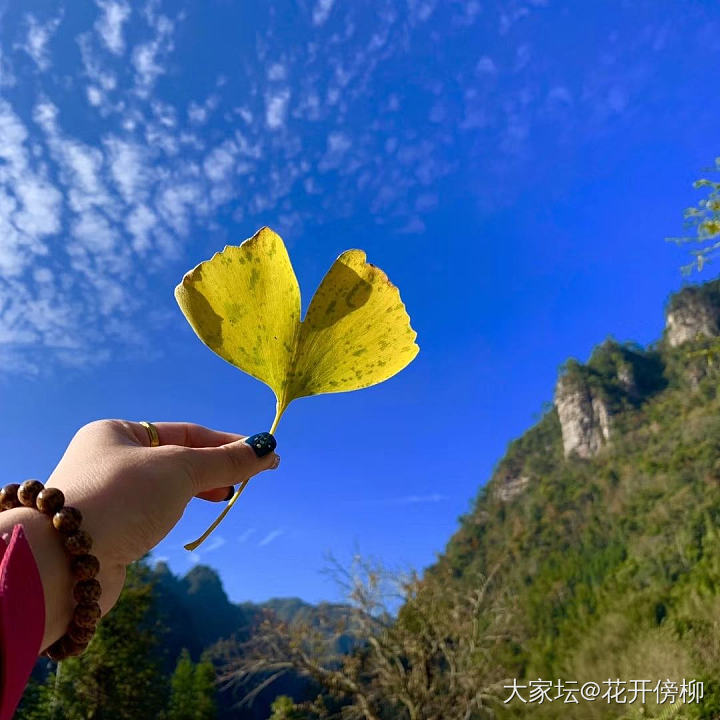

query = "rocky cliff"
553;339;666;459
554;371;611;459
664;281;720;347
551;279;720;460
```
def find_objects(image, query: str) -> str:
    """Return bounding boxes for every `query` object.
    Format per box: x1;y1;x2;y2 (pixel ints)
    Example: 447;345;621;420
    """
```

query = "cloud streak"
391;493;448;504
258;528;285;547
237;528;256;544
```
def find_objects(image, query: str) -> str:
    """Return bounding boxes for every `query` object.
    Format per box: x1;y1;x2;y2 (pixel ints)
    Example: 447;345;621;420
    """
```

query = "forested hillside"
424;277;720;719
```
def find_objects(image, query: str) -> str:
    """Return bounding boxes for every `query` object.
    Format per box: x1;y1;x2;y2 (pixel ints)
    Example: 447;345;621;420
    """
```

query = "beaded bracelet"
0;480;102;661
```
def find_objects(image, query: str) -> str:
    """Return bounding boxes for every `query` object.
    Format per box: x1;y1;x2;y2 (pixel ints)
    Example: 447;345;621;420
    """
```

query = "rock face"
665;284;720;347
554;374;611;459
553;338;667;459
494;475;531;502
616;361;638;397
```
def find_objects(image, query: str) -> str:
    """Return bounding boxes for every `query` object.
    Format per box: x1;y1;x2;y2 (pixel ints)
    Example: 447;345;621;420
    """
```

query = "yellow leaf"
288;248;419;405
176;226;419;550
175;226;300;401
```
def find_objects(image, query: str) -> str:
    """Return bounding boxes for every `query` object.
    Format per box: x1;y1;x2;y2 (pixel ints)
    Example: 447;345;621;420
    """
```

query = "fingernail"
224;486;235;501
271;455;281;470
244;432;277;457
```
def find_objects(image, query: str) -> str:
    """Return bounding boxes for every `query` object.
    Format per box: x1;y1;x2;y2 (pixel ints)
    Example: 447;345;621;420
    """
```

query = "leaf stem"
184;404;284;551
184;486;244;551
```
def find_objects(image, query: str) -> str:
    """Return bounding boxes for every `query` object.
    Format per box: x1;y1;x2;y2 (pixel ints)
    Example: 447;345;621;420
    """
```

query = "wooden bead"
63;635;89;657
0;484;21;511
45;636;72;661
17;480;44;508
71;554;100;580
67;621;95;645
8;482;102;661
73;578;102;604
64;530;93;555
36;487;65;516
53;506;83;535
73;602;102;628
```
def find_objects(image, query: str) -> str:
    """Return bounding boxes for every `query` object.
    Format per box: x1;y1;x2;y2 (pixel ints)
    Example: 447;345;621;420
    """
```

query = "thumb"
184;432;279;493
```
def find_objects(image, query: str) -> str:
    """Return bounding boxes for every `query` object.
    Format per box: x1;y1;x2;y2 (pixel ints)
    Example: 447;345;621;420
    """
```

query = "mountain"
425;276;720;717
151;563;353;719
26;560;349;719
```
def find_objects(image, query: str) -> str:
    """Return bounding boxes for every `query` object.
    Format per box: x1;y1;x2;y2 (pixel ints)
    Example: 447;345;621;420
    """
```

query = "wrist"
0;505;122;653
1;507;73;652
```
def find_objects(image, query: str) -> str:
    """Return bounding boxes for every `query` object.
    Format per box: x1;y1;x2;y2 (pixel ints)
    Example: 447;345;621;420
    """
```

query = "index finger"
144;422;248;448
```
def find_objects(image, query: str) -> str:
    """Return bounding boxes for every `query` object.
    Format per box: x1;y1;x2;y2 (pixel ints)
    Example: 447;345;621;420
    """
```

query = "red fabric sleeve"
0;523;46;720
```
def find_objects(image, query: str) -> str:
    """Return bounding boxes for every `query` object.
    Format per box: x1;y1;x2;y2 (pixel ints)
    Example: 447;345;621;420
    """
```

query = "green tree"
15;676;56;720
167;648;218;720
168;649;197;720
17;557;170;720
193;655;218;720
667;156;720;275
268;695;305;720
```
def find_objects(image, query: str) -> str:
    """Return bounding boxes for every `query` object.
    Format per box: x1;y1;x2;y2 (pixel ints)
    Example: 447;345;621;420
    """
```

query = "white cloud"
188;103;208;125
267;63;286;81
18;13;62;71
547;86;573;106
157;182;206;234
407;0;437;24
95;1;131;55
265;89;290;130
414;193;437;212
398;216;425;234
476;56;496;74
312;0;335;26
104;137;151;204
131;14;175;97
125;204;157;254
514;44;531;72
393;493;447;504
187;95;220;126
204;535;226;552
234;107;253;125
606;86;627;114
35;106;115;216
318;131;351;172
237;528;256;544
33;267;53;284
0;101;62;280
499;6;530;35
86;86;103;106
258;528;285;547
203;140;237;183
72;211;118;256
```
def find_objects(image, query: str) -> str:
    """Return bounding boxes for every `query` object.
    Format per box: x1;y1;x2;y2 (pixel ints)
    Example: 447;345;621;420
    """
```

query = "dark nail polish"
224;486;235;501
244;432;277;457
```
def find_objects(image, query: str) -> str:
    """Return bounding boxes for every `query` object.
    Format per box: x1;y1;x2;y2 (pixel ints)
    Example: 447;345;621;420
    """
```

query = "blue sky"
1;0;719;605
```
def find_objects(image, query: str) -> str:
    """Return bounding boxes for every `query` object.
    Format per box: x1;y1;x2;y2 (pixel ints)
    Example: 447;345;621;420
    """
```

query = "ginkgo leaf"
175;226;300;404
286;248;419;406
176;226;419;550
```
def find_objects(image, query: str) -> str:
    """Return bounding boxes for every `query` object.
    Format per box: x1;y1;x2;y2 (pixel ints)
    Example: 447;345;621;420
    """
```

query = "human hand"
44;419;279;620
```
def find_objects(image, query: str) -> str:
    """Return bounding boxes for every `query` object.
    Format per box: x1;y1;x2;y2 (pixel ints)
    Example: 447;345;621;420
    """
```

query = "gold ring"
139;421;160;447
